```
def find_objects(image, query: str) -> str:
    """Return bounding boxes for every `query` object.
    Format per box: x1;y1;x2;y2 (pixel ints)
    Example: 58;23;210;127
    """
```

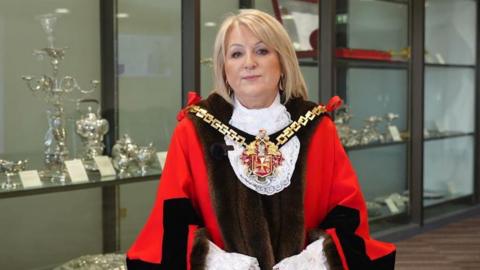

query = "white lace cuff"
205;240;260;270
273;238;329;270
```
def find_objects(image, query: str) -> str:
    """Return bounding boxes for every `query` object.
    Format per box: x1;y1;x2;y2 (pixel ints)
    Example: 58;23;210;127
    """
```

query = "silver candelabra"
22;13;99;182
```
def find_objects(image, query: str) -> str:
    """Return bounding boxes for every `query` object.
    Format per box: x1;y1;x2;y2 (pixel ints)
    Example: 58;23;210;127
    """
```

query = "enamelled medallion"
240;129;284;179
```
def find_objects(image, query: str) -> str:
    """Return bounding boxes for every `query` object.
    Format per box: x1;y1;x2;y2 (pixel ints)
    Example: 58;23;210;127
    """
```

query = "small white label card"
94;156;116;177
435;53;446;65
19;170;42;188
388;126;402;142
157;151;168;170
385;197;400;214
65;159;89;183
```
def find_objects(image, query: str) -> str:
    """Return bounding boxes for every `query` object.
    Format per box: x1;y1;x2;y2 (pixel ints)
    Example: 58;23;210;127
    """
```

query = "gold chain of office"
188;104;327;147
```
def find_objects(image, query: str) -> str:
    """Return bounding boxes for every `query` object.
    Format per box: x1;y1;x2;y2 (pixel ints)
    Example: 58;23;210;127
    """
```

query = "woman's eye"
231;51;242;58
257;48;269;55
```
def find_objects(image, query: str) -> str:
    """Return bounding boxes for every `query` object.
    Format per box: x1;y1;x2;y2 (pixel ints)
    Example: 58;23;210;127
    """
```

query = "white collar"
226;93;300;195
230;93;290;135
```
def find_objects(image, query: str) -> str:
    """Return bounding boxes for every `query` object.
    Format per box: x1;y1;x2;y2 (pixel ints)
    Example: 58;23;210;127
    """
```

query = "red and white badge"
240;129;284;179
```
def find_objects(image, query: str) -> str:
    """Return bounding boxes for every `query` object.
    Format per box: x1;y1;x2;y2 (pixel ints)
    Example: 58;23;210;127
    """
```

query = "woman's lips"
242;75;261;80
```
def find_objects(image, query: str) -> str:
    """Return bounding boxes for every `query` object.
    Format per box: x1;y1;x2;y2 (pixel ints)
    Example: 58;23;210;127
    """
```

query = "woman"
126;9;396;270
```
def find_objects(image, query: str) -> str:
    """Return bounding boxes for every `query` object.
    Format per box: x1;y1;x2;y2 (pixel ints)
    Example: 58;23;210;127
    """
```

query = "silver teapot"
75;99;109;170
112;134;138;176
135;143;156;176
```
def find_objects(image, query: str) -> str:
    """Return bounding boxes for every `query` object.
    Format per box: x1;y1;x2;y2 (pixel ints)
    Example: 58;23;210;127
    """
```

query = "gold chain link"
274;105;326;145
189;104;326;147
190;106;247;146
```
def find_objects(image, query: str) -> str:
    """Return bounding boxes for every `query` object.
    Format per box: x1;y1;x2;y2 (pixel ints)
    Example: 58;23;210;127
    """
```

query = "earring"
278;74;285;91
225;81;233;96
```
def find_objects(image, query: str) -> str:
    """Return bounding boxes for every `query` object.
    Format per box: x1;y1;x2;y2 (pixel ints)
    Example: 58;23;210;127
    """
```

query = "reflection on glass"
200;0;238;97
118;0;181;153
349;144;408;227
299;65;319;102
0;1;101;269
424;136;474;206
425;0;477;65
338;68;408;132
336;0;408;54
117;0;182;253
271;0;319;56
424;67;475;136
423;0;476;221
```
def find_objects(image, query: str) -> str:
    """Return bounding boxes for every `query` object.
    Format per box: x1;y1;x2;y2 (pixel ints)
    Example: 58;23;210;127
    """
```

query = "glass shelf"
336;58;409;69
0;168;160;199
345;140;407;151
424;131;474;141
424;194;473;208
369;206;408;223
376;0;408;4
425;63;476;69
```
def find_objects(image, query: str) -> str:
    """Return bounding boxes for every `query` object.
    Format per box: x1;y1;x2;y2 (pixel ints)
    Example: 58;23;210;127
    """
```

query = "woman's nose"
244;52;257;70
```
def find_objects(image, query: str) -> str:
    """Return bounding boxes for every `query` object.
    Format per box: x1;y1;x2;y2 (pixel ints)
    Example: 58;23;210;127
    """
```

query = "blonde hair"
212;9;308;104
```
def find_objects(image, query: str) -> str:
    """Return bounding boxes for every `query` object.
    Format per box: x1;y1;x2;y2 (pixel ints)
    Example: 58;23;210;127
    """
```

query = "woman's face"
224;24;282;109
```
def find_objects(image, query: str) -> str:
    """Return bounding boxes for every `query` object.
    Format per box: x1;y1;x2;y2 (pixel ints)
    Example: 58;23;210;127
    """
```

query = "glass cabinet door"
423;0;477;219
117;0;182;251
335;0;411;231
118;0;181;152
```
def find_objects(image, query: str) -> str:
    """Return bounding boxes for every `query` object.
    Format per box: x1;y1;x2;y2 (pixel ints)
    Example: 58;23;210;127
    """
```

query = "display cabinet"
0;0;175;269
333;0;411;231
423;0;478;218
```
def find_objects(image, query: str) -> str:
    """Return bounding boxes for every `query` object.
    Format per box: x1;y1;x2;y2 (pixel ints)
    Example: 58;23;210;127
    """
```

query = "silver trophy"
135;143;156;176
334;105;356;146
112;134;139;177
22;13;99;182
54;254;126;270
75;99;109;171
344;129;361;147
359;116;385;145
0;159;28;190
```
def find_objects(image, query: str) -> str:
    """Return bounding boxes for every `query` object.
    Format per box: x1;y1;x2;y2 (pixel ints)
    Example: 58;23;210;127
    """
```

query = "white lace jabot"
224;94;300;195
